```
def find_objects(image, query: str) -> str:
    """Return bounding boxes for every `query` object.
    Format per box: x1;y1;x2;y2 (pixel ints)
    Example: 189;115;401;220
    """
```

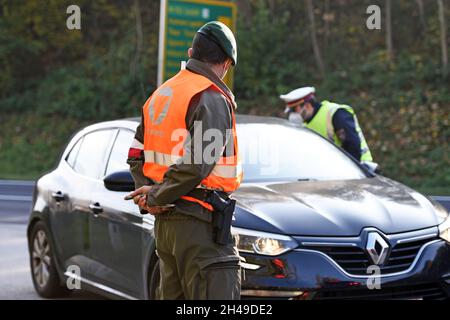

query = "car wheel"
148;258;160;300
29;221;70;298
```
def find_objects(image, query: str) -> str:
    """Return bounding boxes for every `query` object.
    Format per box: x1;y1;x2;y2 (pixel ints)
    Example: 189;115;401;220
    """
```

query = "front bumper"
240;240;450;300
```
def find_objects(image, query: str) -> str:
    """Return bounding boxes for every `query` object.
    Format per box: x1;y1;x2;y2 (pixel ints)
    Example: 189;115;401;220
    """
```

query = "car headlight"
439;215;450;243
232;227;298;256
433;202;450;243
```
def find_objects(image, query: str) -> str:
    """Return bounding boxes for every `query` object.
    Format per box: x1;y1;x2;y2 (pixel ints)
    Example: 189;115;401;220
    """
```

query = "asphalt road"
0;180;102;300
0;179;449;300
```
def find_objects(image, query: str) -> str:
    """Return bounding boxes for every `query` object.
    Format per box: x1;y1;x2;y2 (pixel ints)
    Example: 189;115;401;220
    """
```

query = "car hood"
233;176;442;236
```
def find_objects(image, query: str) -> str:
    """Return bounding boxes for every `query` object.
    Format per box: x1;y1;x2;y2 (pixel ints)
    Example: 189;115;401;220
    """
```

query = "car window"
73;129;115;179
66;137;83;168
237;124;367;182
105;129;135;176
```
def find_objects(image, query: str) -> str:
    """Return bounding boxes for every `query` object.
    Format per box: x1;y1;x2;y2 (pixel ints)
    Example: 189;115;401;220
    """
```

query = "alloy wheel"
32;230;51;289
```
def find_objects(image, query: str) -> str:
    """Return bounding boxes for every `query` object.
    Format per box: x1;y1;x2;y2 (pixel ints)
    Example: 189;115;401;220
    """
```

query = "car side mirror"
361;161;381;175
104;170;135;192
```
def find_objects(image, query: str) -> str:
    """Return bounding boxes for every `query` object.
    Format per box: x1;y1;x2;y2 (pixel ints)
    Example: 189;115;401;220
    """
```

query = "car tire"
29;221;71;298
148;258;160;300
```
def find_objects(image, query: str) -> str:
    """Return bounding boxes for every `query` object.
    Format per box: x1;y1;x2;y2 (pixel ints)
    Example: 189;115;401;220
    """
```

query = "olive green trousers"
154;212;241;300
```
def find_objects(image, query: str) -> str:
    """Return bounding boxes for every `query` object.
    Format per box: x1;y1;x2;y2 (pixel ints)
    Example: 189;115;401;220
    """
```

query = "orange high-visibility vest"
142;69;242;210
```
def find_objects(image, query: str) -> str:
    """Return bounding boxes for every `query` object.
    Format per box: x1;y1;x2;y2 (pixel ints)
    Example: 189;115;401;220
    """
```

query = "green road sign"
157;0;236;88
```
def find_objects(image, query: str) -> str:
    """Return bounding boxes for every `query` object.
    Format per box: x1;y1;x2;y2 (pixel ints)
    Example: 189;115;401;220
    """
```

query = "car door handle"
51;191;65;202
89;202;103;214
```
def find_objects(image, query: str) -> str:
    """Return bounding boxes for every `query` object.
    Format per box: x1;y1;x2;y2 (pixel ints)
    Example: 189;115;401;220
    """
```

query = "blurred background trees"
0;0;449;194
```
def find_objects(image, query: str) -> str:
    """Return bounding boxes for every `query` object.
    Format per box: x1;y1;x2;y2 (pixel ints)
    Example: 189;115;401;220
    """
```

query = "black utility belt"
185;188;230;203
185;188;236;246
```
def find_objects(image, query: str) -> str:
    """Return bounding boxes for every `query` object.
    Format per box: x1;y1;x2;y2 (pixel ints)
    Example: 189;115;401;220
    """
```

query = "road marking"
0;195;32;201
0;180;35;186
432;196;450;201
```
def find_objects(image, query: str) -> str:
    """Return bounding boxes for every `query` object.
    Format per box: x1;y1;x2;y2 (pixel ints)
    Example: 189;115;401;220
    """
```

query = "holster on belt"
185;189;236;246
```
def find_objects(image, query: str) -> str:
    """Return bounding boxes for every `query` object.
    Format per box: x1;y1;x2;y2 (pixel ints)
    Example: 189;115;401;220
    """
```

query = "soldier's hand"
133;194;145;205
147;206;172;215
138;199;170;215
125;185;153;201
126;186;171;215
137;193;149;210
137;197;172;215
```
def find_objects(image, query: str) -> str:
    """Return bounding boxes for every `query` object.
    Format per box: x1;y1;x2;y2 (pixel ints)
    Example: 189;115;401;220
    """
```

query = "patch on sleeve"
128;148;142;158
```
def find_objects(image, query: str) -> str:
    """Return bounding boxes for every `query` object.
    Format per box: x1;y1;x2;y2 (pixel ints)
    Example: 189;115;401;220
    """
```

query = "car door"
48;135;88;267
88;128;149;298
59;129;117;280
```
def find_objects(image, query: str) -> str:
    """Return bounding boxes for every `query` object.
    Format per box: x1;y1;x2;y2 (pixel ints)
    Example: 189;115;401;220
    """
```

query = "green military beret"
197;21;237;65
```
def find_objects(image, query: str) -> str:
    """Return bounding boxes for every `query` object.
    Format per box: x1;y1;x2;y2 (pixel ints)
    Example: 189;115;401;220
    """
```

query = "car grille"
314;283;447;300
302;237;437;276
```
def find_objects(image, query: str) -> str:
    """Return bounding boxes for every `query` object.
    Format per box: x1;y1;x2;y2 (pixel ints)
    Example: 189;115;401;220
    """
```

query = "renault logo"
366;232;390;265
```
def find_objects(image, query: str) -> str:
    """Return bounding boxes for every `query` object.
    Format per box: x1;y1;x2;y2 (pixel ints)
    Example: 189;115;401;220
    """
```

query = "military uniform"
127;51;242;298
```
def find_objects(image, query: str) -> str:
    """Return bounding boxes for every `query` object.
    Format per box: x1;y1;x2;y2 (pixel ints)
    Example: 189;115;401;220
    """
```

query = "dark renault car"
27;116;450;300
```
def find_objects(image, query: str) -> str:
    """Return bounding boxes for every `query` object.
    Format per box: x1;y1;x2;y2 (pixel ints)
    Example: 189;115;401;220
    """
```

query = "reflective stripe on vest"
142;69;242;209
305;101;373;162
144;150;241;179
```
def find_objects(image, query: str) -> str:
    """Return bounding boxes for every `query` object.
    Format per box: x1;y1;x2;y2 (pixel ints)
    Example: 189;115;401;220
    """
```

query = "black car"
27;115;450;300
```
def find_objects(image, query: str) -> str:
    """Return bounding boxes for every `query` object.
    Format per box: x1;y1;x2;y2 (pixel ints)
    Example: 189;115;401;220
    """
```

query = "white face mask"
288;112;303;125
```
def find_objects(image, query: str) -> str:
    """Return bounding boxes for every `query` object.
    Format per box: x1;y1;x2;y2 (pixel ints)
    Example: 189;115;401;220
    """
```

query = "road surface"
0;179;449;300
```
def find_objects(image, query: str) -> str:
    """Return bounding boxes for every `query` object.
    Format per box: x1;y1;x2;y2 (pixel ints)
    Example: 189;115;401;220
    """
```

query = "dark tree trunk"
438;0;448;76
416;0;427;32
131;0;144;96
306;0;325;77
386;0;394;60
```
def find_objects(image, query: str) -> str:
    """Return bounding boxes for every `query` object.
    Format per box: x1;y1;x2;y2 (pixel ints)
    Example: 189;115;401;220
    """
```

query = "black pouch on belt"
183;189;236;245
206;191;236;245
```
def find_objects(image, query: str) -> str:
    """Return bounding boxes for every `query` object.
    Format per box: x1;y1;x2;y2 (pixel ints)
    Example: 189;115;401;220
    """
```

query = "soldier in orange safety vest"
126;21;242;300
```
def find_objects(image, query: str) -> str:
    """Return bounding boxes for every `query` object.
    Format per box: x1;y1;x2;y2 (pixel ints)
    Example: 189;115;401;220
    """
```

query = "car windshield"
237;123;368;182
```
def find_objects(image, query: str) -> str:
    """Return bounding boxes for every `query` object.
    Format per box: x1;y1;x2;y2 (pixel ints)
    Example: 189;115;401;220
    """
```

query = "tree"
437;0;448;77
323;0;331;50
416;0;426;32
386;0;394;60
306;0;325;77
131;0;144;97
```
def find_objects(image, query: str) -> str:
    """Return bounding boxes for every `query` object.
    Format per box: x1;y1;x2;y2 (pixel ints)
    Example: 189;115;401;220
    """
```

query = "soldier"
126;21;242;300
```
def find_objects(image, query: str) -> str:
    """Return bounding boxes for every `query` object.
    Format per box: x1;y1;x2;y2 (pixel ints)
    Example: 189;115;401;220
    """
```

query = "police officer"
126;21;242;300
280;87;373;162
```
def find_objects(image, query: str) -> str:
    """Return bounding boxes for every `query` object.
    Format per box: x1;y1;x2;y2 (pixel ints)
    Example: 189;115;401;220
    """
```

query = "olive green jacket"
127;59;237;222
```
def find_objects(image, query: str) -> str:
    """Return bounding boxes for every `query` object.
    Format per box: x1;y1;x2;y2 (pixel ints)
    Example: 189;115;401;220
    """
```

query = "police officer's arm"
332;109;362;161
146;88;232;206
126;110;151;189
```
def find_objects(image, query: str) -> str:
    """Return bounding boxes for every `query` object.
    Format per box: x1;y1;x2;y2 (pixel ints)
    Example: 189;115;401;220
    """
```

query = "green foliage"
0;0;159;116
0;0;449;195
233;0;449;194
0;112;90;178
0;38;155;119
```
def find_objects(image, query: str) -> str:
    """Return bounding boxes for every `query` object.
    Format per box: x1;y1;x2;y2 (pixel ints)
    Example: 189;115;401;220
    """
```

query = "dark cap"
197;21;237;65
